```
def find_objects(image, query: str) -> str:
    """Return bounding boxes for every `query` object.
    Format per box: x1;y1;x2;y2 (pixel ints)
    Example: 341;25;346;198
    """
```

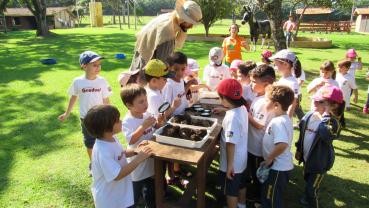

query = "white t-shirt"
242;84;256;104
348;62;360;78
302;112;322;161
146;86;164;118
68;75;112;118
248;95;274;157
91;137;134;208
277;75;300;98
336;73;357;108
262;114;294;171
307;77;339;110
203;64;231;91
220;106;248;173
122;112;155;181
162;79;188;115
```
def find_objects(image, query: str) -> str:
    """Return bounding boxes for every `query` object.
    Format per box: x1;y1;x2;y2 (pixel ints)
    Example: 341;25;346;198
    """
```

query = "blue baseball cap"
79;51;104;65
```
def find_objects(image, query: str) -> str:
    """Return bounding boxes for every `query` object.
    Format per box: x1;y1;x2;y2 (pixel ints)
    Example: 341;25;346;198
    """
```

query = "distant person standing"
283;15;297;48
129;0;202;79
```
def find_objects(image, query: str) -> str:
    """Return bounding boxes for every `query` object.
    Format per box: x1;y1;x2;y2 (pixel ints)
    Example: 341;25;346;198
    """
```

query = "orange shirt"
222;36;245;64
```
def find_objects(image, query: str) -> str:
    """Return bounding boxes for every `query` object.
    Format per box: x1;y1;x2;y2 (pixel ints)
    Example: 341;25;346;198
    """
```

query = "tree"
257;0;287;50
0;0;50;36
194;0;231;37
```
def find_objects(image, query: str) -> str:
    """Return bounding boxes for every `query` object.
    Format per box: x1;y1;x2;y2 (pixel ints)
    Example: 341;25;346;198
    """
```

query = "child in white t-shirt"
162;52;191;116
238;61;257;109
83;105;153;208
184;58;211;104
336;60;358;128
261;85;295;208
307;61;339;111
203;47;231;91
58;51;112;174
120;84;164;208
270;49;302;118
346;48;362;79
216;78;248;208
144;59;180;118
246;64;276;204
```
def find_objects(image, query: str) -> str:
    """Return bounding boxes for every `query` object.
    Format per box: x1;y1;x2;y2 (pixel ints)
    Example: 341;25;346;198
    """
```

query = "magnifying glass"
158;102;171;114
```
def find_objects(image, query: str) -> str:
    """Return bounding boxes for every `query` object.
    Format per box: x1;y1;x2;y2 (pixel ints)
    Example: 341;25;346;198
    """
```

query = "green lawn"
0;18;369;208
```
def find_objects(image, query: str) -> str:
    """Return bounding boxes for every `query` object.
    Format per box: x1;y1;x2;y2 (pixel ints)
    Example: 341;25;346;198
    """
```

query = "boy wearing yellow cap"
144;59;181;118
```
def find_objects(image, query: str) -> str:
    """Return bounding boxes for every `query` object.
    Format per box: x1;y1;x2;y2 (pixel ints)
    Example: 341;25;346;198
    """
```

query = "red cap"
217;79;243;100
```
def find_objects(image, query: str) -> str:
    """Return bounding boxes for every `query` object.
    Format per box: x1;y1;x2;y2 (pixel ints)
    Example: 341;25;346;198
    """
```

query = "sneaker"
363;106;368;114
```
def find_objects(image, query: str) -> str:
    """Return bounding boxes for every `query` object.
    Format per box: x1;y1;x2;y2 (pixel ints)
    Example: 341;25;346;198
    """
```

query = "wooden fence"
299;21;352;33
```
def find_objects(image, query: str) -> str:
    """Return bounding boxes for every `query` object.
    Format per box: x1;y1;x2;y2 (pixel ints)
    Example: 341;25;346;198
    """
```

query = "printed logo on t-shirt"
227;131;234;138
82;87;101;93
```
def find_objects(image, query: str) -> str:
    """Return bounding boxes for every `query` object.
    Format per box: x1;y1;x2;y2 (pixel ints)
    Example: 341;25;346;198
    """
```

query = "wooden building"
354;8;369;33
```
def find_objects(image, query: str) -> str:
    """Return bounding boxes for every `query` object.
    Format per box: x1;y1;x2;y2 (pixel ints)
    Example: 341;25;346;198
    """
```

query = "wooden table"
148;105;224;208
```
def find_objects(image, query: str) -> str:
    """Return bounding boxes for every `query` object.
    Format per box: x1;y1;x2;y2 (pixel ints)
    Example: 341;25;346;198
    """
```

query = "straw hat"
176;0;202;25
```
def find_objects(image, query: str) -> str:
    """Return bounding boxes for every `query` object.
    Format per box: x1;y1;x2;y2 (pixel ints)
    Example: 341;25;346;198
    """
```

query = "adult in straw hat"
128;0;202;78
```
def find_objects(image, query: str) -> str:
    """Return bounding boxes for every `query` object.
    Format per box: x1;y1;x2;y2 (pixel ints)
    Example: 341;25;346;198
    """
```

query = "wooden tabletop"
148;104;225;165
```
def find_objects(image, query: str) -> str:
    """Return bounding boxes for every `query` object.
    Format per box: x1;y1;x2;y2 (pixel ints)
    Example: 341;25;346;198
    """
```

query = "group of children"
57;42;364;207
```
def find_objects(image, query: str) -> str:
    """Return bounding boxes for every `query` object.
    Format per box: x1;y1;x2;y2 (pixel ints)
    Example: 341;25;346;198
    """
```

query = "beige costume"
129;0;202;72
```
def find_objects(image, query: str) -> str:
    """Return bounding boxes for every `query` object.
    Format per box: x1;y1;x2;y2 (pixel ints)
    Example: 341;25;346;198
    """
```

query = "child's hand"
172;97;181;109
58;112;69;122
157;113;166;127
260;159;273;168
142;116;156;129
213;107;227;114
295;151;302;161
226;165;235;180
137;146;153;160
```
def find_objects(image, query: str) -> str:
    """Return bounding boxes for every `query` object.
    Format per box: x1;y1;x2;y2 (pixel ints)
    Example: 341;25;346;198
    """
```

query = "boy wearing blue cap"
58;51;112;175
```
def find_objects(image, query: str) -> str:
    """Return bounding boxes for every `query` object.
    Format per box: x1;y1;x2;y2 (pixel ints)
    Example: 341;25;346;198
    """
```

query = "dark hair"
218;93;246;108
266;85;294;111
144;73;160;83
250;64;276;84
238;62;256;76
337;60;351;69
166;52;188;66
278;57;302;78
320;60;336;79
329;100;346;118
83;105;120;138
262;57;272;64
120;84;147;106
127;73;139;85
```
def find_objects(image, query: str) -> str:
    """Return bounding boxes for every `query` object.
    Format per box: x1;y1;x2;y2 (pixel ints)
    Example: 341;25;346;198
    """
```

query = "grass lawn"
0;17;369;207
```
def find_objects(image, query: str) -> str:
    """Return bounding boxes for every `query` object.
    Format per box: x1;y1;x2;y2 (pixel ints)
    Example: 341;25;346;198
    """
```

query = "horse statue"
241;6;271;51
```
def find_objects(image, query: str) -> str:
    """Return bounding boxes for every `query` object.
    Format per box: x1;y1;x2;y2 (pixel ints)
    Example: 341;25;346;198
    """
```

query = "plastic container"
153;124;210;148
168;115;218;132
115;53;126;59
40;58;57;65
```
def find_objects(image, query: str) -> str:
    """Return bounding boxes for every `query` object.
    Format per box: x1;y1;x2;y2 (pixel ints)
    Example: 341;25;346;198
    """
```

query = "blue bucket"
115;53;126;59
40;58;57;65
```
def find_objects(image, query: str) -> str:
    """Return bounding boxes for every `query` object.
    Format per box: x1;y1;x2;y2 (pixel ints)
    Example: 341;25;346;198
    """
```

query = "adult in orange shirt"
222;24;250;66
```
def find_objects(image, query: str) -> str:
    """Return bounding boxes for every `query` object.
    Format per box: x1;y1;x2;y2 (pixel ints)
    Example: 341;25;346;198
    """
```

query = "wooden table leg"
196;158;206;208
155;159;164;208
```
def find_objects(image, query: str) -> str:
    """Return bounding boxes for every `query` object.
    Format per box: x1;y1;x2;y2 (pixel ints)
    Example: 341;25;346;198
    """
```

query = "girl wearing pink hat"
295;85;344;208
345;48;362;80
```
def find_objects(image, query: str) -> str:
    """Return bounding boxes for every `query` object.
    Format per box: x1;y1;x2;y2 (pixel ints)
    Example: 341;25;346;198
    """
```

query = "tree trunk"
295;5;308;38
204;23;210;37
112;11;116;24
26;0;50;37
261;0;286;51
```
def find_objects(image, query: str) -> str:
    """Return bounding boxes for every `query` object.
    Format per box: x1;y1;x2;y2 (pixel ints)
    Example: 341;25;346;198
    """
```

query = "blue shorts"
219;170;247;197
80;119;96;149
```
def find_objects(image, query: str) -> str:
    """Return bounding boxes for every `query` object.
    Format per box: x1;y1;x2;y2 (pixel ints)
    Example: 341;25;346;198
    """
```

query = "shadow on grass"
0;92;78;199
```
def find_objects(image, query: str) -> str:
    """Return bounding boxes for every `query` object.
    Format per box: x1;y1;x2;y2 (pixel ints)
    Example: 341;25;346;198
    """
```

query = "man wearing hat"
129;0;202;77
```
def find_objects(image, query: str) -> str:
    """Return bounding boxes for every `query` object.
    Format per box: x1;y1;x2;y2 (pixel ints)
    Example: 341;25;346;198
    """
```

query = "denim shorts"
80;119;96;149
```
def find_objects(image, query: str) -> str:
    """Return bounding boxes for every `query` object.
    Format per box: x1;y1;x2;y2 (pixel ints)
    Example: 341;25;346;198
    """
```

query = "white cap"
270;49;296;63
187;58;200;72
209;47;224;66
176;0;202;25
117;69;140;87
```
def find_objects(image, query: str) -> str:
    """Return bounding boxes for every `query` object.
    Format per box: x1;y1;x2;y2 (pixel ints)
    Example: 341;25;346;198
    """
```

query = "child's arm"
287;98;297;118
58;95;77;121
263;143;288;167
307;80;324;94
128;116;156;145
190;84;211;92
226;143;235;179
352;89;358;103
114;146;153;181
164;97;181;118
248;112;264;129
